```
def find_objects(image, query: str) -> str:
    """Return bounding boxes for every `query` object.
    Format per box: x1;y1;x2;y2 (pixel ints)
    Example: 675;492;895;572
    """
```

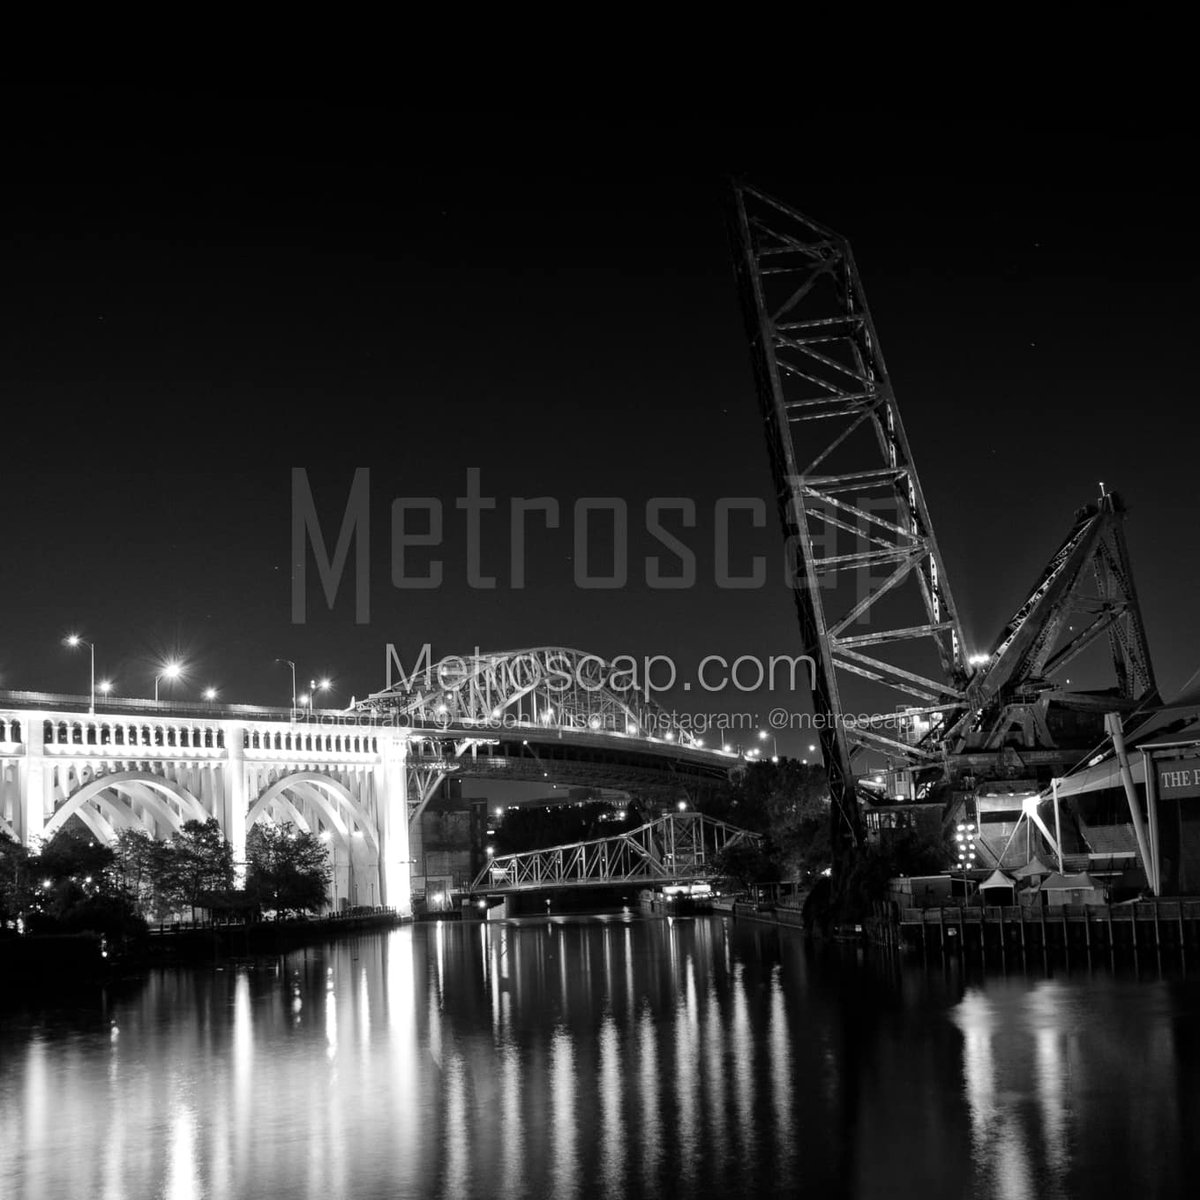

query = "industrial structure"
727;183;1164;889
470;810;758;896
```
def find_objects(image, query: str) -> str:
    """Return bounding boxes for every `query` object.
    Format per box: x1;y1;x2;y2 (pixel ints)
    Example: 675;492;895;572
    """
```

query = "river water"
1;914;1198;1199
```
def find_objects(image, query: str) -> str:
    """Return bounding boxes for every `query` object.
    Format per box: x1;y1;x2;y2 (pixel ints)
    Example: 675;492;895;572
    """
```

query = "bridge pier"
224;723;247;884
375;732;412;917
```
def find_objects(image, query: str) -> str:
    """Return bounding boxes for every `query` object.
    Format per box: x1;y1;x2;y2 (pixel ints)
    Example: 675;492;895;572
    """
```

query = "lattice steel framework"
728;185;1159;845
728;183;970;850
952;490;1158;751
358;647;702;747
470;812;760;894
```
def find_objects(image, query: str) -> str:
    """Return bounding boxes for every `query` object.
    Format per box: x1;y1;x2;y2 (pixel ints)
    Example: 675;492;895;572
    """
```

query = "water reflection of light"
955;988;1035;1200
233;970;253;1177
768;963;793;1183
598;1014;623;1194
675;955;699;1191
386;927;420;1192
359;965;371;1054
489;928;504;1034
435;918;446;1000
551;1026;580;1199
326;966;338;1060
443;1054;469;1200
704;978;728;1164
102;1021;125;1200
624;926;634;1013
731;962;756;1159
165;1098;200;1200
639;1004;662;1189
499;1046;525;1200
1035;1023;1066;1179
559;928;570;1011
603;922;613;997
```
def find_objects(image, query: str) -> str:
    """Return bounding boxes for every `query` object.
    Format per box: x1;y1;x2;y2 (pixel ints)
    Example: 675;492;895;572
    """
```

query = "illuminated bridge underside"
471;812;759;894
413;737;731;803
359;648;736;817
358;647;703;748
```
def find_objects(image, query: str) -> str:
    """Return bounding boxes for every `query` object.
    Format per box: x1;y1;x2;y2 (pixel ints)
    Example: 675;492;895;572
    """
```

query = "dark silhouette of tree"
495;801;640;855
158;819;235;917
702;759;832;880
711;837;775;892
18;829;146;939
0;832;33;925
245;822;330;917
112;828;168;917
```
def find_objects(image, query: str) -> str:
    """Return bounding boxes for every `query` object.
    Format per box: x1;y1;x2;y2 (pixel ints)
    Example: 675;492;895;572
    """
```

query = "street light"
154;661;182;702
758;729;778;757
64;635;95;713
309;679;331;712
98;680;113;697
203;687;218;701
275;659;296;710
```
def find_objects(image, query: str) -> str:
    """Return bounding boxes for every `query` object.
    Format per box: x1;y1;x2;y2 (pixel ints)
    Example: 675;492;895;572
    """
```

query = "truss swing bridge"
469;811;761;895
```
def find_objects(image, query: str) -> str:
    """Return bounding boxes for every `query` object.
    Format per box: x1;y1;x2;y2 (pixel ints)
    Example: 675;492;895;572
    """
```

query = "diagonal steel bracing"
727;183;970;850
470;812;760;894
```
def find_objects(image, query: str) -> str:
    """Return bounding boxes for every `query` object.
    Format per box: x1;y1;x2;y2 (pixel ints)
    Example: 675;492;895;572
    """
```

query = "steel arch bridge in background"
357;647;703;748
469;812;760;894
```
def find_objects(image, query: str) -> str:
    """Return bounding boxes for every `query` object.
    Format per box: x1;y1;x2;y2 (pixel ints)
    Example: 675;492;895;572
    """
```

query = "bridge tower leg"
224;723;248;884
375;732;412;917
17;716;47;847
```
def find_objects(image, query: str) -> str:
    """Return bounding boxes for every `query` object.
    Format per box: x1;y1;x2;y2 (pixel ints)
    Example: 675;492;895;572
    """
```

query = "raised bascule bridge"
728;183;1162;888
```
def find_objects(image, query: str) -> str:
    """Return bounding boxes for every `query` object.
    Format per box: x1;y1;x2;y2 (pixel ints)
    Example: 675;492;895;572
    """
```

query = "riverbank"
0;908;407;987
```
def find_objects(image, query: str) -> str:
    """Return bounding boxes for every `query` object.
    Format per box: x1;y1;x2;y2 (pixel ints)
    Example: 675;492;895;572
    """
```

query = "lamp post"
64;635;95;713
154;661;182;702
276;659;296;711
758;729;778;758
309;678;331;712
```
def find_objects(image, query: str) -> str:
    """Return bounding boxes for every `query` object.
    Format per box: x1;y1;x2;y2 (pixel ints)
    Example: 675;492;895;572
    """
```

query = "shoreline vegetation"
0;908;405;991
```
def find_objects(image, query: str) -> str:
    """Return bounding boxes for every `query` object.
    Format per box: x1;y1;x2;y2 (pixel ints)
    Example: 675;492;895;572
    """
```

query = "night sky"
3;88;1197;757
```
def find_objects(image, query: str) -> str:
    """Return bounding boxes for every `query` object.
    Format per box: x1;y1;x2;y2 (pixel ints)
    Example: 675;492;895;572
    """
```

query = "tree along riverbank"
0;908;405;989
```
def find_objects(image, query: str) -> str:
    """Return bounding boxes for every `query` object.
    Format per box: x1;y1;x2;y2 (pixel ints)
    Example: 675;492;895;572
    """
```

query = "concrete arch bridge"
2;663;736;914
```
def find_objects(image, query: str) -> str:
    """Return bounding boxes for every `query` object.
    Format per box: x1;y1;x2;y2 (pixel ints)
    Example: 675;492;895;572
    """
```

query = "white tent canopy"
1038;871;1099;891
979;868;1017;892
1013;856;1053;879
1053;753;1145;799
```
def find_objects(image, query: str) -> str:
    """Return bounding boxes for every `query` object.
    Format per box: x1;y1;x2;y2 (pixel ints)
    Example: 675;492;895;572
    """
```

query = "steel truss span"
953;490;1158;756
728;183;968;847
358;646;702;747
471;812;760;894
728;184;1160;833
